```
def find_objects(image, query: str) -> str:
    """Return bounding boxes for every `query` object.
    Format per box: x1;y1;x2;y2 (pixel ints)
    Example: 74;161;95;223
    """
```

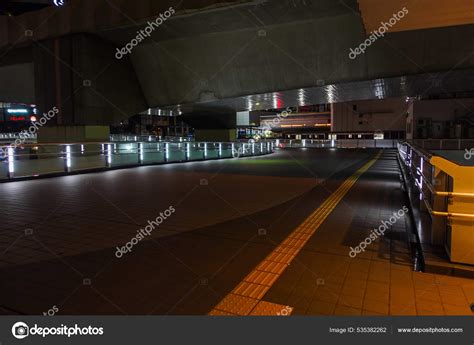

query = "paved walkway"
260;151;474;316
0;149;472;315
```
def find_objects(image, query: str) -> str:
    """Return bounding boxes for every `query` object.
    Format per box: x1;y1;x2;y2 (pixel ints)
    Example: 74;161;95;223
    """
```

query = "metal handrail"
418;185;474;219
424;196;474;219
423;178;474;198
414;165;474;199
399;141;474;219
399;141;433;160
0;140;275;181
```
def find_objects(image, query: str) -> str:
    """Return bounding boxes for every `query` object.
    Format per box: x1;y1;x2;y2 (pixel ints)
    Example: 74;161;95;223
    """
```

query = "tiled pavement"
0;149;367;314
1;149;473;315
0;159;322;268
209;153;383;315
262;151;474;316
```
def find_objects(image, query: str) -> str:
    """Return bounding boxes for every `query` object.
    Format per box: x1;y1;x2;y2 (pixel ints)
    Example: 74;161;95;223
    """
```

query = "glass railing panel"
206;144;219;159
111;153;139;167
12;150;60;177
188;144;204;161
14;158;64;177
0;158;9;179
109;143;139;167
71;155;106;171
239;144;251;157
142;143;165;164
220;143;234;158
0;141;274;180
12;146;64;177
143;151;165;164
69;144;106;171
168;149;186;162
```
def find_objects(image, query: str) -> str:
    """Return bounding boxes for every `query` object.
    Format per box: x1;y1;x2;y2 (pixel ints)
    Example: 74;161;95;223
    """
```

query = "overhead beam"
358;0;474;33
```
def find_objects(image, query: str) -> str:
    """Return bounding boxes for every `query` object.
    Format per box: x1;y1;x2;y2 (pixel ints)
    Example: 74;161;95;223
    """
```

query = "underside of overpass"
1;0;474;124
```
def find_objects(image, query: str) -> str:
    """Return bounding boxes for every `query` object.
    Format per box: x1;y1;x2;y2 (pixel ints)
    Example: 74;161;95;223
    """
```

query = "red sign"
8;116;27;121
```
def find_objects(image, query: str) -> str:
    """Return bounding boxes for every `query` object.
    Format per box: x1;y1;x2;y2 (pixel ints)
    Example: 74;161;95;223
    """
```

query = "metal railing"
398;141;474;265
0;133;22;140
408;139;474;150
0;133;37;143
0;141;274;181
0;133;189;144
275;139;398;149
398;141;474;219
109;135;192;143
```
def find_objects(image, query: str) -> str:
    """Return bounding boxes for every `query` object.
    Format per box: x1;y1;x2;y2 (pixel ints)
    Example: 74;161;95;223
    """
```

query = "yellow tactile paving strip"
209;152;382;316
250;301;293;316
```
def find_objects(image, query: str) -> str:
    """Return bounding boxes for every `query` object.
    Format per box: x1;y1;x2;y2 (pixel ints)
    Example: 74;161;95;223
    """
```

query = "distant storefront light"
374;132;385;140
6;109;28;114
7;116;27;121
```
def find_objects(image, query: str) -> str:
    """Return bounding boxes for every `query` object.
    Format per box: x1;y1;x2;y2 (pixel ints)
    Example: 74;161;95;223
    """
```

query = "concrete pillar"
181;107;237;142
37;125;110;143
33;34;147;142
194;129;236;142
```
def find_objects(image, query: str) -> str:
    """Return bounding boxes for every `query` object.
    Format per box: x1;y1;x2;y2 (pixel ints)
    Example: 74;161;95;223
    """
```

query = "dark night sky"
0;0;52;16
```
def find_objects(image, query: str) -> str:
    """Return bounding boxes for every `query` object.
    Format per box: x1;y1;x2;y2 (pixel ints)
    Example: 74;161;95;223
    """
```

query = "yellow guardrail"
398;142;474;265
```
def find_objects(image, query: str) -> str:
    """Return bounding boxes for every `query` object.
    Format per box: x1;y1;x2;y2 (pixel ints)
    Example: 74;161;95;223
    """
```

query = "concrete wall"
0;63;35;103
406;101;415;140
4;2;474;115
194;129;236;142
0;0;248;50
131;13;366;107
413;98;474;122
181;110;236;129
4;1;474;121
130;14;474;108
37;125;110;143
410;98;474;139
34;34;148;125
332;97;407;133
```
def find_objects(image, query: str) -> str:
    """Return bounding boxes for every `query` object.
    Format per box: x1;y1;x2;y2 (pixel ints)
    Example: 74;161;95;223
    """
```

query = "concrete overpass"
1;0;474;125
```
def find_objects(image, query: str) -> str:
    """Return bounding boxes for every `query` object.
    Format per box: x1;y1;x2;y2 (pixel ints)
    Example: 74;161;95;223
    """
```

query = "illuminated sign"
53;0;65;6
7;116;27;121
6;109;29;114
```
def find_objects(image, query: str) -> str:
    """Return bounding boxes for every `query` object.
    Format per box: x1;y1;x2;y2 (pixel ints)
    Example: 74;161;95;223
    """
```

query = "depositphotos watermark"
115;206;175;258
349;206;408;258
0;106;59;159
277;306;293;316
464;148;474;160
115;7;176;59
349;7;408;60
247;107;293;145
43;305;59;316
12;322;103;339
261;107;292;132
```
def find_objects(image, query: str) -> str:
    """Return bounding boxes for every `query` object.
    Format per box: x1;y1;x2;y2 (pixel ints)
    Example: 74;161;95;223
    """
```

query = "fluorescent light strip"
7;147;14;174
66;145;71;169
